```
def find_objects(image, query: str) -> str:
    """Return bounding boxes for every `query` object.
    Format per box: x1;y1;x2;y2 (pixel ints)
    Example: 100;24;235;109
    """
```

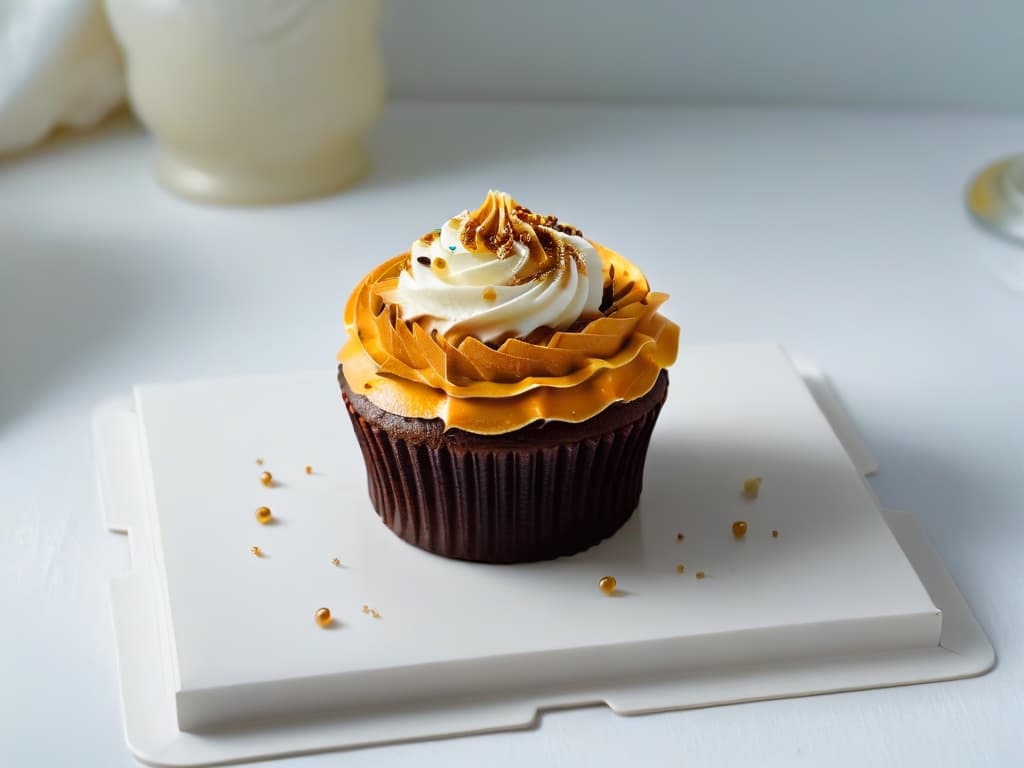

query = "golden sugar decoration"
772;529;780;538
433;257;447;271
732;520;748;539
305;465;313;475
315;607;333;627
598;576;617;594
361;604;369;614
256;458;264;466
675;564;685;574
331;558;341;567
256;506;273;524
260;471;273;487
482;287;497;302
250;546;262;557
742;476;763;499
696;571;706;580
371;609;381;619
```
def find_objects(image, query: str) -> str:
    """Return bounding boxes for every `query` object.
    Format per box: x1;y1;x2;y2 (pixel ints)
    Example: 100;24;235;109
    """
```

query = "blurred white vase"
105;0;385;205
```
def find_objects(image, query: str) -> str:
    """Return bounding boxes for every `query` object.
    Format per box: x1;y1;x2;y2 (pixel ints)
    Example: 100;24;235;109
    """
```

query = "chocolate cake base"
339;367;669;564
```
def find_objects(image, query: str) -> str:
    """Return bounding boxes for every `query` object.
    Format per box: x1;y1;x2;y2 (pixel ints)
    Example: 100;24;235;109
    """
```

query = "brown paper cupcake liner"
341;370;668;563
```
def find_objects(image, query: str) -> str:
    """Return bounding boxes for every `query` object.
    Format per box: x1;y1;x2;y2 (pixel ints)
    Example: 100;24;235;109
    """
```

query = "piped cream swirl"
377;191;604;344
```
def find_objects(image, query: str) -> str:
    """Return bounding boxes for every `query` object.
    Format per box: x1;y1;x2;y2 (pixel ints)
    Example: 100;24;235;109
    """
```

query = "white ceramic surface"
92;344;992;765
104;0;384;204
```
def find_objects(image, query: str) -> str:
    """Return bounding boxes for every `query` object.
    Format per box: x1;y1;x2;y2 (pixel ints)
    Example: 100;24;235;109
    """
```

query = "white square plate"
95;343;993;766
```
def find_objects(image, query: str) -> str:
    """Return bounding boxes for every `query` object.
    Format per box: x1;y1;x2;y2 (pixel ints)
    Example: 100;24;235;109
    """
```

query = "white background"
1;101;1023;766
3;0;1024;763
382;0;1024;112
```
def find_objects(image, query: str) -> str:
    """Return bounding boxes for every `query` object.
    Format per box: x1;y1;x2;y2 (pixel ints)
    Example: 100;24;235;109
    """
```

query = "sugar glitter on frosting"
376;191;604;345
339;192;679;434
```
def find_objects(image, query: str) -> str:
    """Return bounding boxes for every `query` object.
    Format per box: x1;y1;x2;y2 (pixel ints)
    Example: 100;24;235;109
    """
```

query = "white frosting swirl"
379;198;604;344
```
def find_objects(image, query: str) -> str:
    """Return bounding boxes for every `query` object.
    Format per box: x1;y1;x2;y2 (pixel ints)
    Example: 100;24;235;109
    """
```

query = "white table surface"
1;101;1022;767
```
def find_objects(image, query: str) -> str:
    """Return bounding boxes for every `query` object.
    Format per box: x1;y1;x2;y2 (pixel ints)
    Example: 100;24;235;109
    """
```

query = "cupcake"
338;191;678;563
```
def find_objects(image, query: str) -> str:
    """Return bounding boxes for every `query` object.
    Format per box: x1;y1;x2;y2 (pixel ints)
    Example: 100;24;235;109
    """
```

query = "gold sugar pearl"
598;576;617;594
370;609;381;619
305;465;313;475
331;558;341;567
361;604;369;614
251;546;262;557
696;571;706;580
675;564;685;574
482;287;497;302
315;607;333;627
772;529;780;538
256;506;273;524
742;477;763;499
256;458;264;466
260;471;273;487
732;520;748;539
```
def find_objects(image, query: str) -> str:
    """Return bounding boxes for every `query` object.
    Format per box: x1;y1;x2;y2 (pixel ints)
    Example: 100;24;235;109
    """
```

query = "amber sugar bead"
732;520;748;539
598;576;617;594
315;608;333;627
256;506;273;524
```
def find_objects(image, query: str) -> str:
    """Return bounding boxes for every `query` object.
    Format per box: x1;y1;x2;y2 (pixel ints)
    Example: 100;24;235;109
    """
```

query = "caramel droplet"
260;471;273;487
482;287;497;302
742;477;763;499
772;529;779;538
315;607;333;627
251;546;262;557
331;557;341;567
675;564;685;574
305;465;313;475
598;576;617;594
696;571;706;580
732;520;748;539
256;506;273;524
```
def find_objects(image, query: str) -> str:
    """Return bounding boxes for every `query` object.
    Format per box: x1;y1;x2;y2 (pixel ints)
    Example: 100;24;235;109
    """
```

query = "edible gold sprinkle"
361;604;369;614
742;477;763;499
371;609;381;619
260;471;273;487
251;546;262;557
772;529;779;538
675;564;685;574
256;458;264;466
305;465;313;475
315;607;332;627
256;506;272;524
332;557;341;566
696;571;706;580
433;257;447;270
598;575;617;594
482;287;497;302
732;520;748;539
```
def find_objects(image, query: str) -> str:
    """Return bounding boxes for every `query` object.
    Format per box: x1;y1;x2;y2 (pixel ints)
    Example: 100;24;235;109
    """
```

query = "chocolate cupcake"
338;191;678;563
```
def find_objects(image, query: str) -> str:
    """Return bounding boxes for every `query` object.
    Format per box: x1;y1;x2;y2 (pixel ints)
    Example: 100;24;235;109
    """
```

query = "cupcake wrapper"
343;389;666;564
